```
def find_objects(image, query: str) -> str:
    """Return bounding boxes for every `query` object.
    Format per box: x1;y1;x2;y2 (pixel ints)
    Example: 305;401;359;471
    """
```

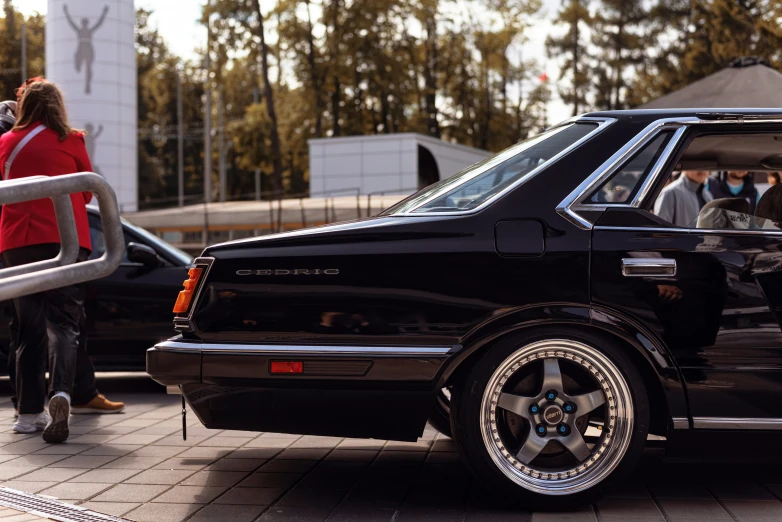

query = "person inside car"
706;171;760;214
654;170;712;227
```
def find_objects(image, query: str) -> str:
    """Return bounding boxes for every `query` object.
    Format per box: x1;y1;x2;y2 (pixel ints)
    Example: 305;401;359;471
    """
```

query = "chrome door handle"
621;258;676;277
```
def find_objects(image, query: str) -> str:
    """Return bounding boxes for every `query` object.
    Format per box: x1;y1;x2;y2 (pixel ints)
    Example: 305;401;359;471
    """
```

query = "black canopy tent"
637;57;782;109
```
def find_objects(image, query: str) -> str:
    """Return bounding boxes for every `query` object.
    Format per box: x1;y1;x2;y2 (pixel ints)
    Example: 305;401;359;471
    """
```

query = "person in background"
706;171;760;214
3;80;124;419
767;172;780;187
654;170;712;227
1;79;96;442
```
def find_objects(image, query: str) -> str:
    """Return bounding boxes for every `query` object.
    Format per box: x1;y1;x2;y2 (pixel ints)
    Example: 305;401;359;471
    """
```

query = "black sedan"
148;109;782;506
1;207;193;372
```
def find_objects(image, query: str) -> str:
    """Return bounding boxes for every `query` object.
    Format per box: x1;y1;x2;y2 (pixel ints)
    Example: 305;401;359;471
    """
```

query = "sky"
17;0;570;125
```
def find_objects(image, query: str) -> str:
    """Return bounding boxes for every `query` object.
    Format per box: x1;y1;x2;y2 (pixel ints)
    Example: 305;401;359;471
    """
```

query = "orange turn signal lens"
270;361;303;374
173;267;204;314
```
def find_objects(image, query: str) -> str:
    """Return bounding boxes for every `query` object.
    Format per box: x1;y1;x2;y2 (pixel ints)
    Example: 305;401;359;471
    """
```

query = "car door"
85;214;190;370
584;121;782;426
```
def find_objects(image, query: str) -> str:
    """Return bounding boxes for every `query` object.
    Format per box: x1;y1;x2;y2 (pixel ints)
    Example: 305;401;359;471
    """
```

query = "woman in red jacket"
0;79;92;443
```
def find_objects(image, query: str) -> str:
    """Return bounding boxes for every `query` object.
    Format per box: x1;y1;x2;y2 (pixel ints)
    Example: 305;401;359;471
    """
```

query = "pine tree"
546;0;592;115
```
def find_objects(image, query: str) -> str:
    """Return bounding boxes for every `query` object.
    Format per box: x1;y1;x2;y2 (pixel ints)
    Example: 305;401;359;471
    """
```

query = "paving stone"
49;455;119;468
656;498;732;520
153;457;215;470
33;444;95;455
596;497;665;518
244;438;296;449
0;442;50;455
3;454;70;468
78;501;141;517
720;499;782;521
65;434;122;445
531;510;596;522
39;481;112;500
124;469;196;485
395;508;463;521
259;459;319;474
80;444;143;456
275;449;330;461
101;455;168;469
129;445;188;458
325;450;378;462
383;441;432;452
176;447;235;459
0;512;49;521
237;472;302;489
708;481;776;500
92;483;171;502
289;437;343;449
258;506;333;521
228;448;282;460
125;502;201;522
14;467;89;482
648;483;714;499
0;467;37;480
216;487;286;505
197;436;253;448
152;485;228;504
69;467;141;483
155;435;209;447
204;458;267;471
189;504;267;521
181;471;248;487
110;434;165;445
0;480;59;494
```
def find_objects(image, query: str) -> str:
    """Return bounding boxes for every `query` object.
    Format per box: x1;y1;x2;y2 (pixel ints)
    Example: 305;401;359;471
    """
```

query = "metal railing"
0;172;124;301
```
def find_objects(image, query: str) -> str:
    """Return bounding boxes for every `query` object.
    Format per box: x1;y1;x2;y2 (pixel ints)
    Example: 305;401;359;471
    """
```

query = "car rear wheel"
451;330;649;507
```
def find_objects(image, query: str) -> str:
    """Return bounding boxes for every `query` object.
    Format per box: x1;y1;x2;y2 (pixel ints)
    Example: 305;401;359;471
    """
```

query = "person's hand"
657;284;683;302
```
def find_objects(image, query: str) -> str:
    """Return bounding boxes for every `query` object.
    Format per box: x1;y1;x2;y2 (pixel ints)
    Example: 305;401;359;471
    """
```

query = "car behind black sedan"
0;207;192;372
148;109;782;506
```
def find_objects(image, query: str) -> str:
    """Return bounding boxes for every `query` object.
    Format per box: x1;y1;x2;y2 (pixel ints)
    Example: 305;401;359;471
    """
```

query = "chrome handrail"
0;172;124;300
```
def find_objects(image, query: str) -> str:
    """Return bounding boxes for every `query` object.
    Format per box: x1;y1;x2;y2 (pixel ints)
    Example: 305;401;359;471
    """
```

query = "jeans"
2;244;91;414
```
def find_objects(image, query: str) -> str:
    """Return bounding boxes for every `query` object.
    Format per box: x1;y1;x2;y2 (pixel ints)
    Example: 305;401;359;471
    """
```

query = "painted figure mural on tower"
63;4;109;94
84;123;103;174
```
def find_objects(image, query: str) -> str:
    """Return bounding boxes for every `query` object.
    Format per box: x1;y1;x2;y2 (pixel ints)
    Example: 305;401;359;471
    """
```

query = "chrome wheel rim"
480;339;634;496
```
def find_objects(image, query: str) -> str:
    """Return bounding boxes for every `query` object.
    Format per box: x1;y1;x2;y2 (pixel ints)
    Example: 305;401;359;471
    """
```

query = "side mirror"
127;242;162;267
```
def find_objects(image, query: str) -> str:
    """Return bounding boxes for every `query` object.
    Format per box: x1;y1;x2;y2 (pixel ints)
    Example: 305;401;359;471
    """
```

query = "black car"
148;109;782;505
1;207;193;372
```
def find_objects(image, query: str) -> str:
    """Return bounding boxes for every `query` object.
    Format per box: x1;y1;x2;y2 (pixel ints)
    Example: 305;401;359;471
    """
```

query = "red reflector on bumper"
270;361;303;374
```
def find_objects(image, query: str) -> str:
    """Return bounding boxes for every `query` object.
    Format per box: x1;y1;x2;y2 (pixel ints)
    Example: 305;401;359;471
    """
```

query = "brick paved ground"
3;387;782;522
0;507;49;521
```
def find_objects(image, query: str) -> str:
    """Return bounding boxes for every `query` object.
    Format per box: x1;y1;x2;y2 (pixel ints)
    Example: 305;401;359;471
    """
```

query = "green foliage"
0;1;45;101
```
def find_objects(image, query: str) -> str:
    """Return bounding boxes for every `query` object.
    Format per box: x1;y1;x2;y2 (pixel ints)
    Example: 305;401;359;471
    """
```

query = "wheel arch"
438;304;685;436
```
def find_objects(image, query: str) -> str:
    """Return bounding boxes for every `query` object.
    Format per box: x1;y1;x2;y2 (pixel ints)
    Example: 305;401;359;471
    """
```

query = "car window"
382;122;600;214
88;221;130;263
689;206;781;230
588;131;674;204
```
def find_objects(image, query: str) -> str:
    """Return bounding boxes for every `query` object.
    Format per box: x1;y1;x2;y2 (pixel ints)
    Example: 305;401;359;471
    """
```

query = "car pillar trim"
630;125;689;208
154;340;454;356
692;417;782;430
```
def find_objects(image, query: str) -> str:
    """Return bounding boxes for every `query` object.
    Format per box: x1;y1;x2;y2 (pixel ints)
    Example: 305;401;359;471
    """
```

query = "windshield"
382;122;599;214
122;216;194;266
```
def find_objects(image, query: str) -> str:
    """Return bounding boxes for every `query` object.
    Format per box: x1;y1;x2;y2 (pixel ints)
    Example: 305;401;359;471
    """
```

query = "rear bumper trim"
154;339;455;356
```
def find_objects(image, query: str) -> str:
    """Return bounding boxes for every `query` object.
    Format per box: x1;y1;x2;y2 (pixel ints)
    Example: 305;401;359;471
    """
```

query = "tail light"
173;267;204;314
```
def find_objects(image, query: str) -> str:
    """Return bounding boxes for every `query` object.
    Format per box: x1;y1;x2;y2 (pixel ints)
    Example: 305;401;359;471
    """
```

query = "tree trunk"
253;0;284;201
330;0;341;136
304;0;323;138
423;15;441;138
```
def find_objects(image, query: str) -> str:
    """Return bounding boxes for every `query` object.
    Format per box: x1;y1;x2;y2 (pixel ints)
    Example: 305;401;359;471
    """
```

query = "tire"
427;387;452;438
451;327;649;508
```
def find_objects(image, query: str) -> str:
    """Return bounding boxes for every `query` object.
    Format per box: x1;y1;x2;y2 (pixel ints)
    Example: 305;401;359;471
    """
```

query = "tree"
591;0;650;109
0;2;45;101
546;0;592;115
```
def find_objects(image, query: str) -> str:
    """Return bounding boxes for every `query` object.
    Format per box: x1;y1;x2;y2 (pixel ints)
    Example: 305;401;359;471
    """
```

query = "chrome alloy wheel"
480;339;634;496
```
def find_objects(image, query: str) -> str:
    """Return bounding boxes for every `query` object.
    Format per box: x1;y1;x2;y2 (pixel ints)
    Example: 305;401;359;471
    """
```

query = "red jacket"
0;124;93;253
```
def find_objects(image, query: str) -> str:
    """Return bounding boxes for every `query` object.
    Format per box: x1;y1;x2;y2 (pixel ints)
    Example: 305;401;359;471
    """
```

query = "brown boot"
71;394;125;414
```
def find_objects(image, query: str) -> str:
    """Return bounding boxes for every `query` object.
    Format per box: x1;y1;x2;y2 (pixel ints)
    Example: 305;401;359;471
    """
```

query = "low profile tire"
451;328;649;508
427;387;452;438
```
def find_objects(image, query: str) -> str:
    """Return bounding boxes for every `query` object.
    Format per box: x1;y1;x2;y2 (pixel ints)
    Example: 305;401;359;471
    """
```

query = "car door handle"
621;258;676;277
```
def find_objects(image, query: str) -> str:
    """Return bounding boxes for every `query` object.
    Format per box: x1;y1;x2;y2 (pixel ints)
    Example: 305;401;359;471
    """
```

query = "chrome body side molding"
154;339;455;357
671;417;689;430
692;417;782;430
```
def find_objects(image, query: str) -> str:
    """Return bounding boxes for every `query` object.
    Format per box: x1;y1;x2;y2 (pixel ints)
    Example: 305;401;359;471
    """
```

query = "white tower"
46;0;137;212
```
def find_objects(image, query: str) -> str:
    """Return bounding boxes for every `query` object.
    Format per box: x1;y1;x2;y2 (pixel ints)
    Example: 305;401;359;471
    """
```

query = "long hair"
13;79;80;141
